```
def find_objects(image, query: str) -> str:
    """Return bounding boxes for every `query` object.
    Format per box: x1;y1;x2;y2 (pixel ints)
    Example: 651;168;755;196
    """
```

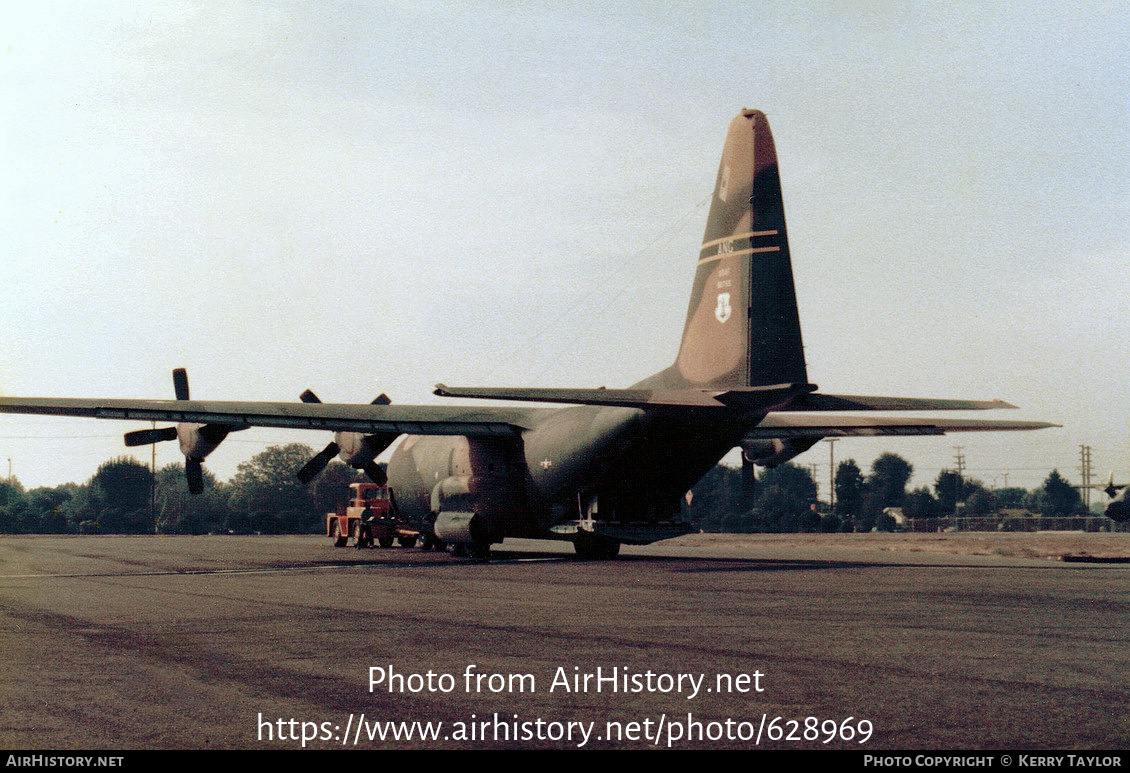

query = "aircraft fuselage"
385;404;758;545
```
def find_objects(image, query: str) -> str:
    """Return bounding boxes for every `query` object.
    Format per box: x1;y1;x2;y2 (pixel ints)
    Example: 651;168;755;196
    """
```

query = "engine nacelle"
177;422;229;460
121;370;236;495
335;431;398;468
430;475;493;545
741;437;820;468
434;512;476;542
430;474;474;514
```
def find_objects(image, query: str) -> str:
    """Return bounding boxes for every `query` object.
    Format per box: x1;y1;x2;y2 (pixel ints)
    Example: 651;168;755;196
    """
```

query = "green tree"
869;453;913;508
0;478;26;507
994;487;1029;509
749;463;818;532
835;459;865;522
903;486;939;520
960;479;998;517
26;485;76;533
90;457;154;533
935;470;962;515
155;463;231;534
686;465;748;532
0;478;27;533
228;444;320;533
1035;469;1082;517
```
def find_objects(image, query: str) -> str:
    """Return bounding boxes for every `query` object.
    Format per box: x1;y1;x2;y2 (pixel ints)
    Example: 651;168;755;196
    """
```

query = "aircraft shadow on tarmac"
311;549;1116;573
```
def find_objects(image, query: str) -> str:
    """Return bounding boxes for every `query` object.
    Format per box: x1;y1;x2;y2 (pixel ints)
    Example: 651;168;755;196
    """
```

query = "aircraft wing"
745;414;1059;439
0;397;533;437
0;394;1056;439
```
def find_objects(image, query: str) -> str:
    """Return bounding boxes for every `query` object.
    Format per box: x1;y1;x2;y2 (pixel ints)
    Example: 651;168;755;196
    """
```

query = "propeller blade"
365;432;399;459
297;442;340;484
198;424;232;445
741;449;757;498
362;461;388;486
304;390;389;406
123;426;178;447
185;458;204;495
173;368;190;401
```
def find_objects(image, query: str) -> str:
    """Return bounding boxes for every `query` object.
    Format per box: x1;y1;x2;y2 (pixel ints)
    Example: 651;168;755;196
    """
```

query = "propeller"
295;390;393;485
123;368;192;450
122;368;231;495
1103;471;1126;500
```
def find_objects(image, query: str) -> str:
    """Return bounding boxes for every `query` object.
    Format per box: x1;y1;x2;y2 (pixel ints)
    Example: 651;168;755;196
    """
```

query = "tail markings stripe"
697;245;780;265
700;230;778;251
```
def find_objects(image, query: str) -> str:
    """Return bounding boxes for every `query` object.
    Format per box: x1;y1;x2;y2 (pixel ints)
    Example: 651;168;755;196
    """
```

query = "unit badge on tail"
714;292;732;324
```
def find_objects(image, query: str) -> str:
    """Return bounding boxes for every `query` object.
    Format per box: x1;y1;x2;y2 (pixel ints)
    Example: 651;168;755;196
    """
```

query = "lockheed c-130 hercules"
0;110;1059;558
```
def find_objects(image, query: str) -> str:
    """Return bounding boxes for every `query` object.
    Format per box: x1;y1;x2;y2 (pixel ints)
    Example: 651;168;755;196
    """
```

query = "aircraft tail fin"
645;110;808;391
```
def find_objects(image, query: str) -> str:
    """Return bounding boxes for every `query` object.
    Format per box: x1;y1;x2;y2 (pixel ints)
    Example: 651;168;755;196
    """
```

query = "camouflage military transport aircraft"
0;110;1058;557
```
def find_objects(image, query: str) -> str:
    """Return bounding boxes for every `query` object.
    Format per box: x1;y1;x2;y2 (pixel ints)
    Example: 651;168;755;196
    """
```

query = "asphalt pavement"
1;534;1126;750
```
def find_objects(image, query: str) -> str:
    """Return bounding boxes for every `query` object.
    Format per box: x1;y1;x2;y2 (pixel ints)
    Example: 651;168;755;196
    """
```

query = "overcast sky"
1;2;1127;496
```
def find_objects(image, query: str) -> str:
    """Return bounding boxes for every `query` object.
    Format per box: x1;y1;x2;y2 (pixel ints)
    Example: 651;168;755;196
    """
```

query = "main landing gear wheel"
451;542;491;561
378;536;394;549
421;534;446;551
573;533;621;560
398;535;418;548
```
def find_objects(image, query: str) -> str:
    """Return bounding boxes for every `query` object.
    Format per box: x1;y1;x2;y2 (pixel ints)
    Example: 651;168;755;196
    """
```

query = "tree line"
0;446;1095;535
686;452;1090;533
0;444;364;535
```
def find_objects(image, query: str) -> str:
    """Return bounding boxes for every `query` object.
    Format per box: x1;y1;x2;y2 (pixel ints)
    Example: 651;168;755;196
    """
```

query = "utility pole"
953;446;966;502
151;422;158;535
825;439;837;513
1079;444;1092;512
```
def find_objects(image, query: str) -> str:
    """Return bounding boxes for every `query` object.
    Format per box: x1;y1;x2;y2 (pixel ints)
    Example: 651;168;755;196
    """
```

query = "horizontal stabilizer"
787;393;1018;411
434;383;817;412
